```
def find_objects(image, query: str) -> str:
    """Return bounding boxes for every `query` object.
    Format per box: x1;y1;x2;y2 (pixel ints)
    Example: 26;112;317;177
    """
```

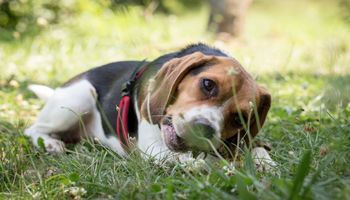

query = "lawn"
1;0;350;199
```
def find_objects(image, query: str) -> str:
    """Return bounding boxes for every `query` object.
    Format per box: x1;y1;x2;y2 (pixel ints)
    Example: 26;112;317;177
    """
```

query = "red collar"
116;63;147;147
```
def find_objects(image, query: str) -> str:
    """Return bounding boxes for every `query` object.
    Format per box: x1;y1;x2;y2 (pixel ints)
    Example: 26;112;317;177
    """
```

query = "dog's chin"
161;124;189;152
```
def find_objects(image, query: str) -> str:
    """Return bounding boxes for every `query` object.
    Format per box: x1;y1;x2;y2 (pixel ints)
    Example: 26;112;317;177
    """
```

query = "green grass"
1;0;350;199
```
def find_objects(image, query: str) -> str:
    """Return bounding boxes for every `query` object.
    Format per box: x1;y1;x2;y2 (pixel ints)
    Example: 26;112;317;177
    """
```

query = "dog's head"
141;52;271;154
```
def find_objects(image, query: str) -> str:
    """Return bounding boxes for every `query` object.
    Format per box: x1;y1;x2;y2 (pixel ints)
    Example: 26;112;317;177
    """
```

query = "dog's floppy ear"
140;52;215;124
249;87;271;139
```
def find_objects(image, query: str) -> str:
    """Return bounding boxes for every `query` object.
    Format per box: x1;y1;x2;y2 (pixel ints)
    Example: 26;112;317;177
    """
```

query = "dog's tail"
28;84;54;102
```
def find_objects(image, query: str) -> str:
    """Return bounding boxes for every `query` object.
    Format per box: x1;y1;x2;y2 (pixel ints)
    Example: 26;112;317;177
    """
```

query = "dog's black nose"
191;119;216;139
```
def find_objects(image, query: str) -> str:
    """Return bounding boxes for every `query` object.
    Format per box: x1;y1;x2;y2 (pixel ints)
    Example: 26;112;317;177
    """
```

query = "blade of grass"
236;173;258;200
288;150;312;200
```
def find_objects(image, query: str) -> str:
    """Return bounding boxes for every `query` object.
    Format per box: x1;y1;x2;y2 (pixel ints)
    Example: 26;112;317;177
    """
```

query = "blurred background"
0;0;350;122
1;0;350;76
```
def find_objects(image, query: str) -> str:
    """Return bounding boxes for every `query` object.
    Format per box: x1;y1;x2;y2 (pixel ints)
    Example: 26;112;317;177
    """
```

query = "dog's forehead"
193;56;250;79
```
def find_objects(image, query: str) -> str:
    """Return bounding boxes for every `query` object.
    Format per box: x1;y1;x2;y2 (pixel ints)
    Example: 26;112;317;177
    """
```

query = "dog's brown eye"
200;78;218;97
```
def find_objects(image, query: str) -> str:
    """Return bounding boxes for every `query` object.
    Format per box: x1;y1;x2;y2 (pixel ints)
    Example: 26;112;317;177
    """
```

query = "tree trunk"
208;0;252;37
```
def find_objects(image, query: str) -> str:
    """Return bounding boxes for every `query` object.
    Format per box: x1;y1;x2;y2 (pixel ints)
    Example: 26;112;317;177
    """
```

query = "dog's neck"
132;61;164;112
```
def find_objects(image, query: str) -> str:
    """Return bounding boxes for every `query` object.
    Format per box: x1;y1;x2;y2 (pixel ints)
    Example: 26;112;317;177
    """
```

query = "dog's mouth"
161;116;188;152
160;116;244;158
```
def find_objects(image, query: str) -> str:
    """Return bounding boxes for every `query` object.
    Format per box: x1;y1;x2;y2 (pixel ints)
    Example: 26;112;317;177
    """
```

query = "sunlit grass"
0;0;349;199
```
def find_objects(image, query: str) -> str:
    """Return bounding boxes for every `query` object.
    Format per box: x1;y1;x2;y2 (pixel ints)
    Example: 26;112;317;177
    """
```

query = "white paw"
252;147;277;173
25;128;65;153
43;138;65;153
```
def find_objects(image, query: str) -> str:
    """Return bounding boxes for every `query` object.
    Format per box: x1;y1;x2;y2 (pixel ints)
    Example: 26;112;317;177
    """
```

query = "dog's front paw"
252;147;277;173
43;138;65;153
25;128;65;153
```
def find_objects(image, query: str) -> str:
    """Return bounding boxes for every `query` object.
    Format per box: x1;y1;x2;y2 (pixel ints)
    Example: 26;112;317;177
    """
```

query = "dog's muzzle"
161;115;220;152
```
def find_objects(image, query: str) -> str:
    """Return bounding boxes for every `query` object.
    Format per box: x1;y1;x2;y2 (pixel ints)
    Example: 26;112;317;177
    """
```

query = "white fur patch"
137;119;171;159
28;84;54;102
25;80;126;156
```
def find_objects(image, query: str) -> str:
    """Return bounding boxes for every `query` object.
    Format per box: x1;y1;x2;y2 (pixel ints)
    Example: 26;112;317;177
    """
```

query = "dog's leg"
25;80;97;153
85;108;126;156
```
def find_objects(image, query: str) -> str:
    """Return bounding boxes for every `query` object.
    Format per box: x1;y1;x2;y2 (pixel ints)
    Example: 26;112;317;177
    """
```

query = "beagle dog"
25;44;274;167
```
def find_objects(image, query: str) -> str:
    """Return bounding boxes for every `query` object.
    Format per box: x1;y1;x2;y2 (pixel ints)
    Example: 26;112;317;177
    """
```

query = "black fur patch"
85;61;148;137
177;43;228;58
